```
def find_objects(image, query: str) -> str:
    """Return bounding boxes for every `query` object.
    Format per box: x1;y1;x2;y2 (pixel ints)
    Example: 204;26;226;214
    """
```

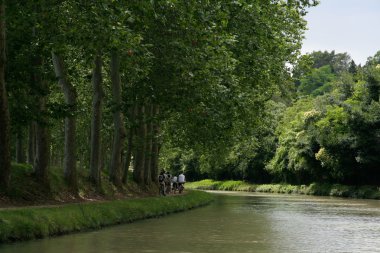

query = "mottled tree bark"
144;104;153;185
109;51;126;187
0;1;11;190
52;52;77;190
89;55;103;187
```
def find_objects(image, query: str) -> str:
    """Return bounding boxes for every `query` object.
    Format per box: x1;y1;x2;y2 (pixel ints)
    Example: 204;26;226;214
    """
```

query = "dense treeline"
268;51;380;185
168;50;380;186
0;0;317;193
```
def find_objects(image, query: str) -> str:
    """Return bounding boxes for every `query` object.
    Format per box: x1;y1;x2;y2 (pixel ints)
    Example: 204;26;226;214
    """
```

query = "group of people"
158;170;186;196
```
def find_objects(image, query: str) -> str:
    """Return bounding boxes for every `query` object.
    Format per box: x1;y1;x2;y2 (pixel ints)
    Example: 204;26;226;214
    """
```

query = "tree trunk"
122;105;136;184
144;104;153;185
34;96;50;185
109;51;126;187
150;105;160;182
27;122;36;164
0;1;11;190
89;55;103;187
32;53;50;184
16;130;25;163
133;105;146;184
52;52;77;190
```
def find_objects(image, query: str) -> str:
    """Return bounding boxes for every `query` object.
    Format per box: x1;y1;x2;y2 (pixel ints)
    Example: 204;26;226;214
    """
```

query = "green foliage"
157;0;315;156
365;65;380;102
0;190;214;243
268;50;380;186
365;50;380;66
298;65;336;96
307;50;352;73
266;98;321;183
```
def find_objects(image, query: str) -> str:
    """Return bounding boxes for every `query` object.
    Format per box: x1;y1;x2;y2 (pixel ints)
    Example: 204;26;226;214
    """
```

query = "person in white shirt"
178;173;185;183
178;173;186;193
158;170;166;196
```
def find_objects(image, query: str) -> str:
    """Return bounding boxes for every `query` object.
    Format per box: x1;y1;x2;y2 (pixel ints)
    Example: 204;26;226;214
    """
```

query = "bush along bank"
0;191;213;243
186;179;380;199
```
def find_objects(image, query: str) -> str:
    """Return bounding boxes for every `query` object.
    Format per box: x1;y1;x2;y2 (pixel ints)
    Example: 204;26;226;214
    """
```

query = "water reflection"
1;191;380;253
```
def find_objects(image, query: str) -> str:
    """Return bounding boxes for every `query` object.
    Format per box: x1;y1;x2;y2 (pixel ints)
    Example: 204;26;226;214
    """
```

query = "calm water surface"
1;191;380;253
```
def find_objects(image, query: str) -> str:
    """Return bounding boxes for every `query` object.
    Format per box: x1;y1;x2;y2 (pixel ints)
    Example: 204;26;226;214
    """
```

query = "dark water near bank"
1;191;380;253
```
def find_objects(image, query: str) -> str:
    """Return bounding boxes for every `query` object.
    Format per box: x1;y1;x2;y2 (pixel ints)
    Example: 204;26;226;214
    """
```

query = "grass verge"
186;179;380;199
0;190;214;243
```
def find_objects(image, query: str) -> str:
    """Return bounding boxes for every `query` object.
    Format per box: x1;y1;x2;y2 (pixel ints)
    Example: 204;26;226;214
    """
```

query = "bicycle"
172;182;178;194
159;182;166;196
178;183;185;194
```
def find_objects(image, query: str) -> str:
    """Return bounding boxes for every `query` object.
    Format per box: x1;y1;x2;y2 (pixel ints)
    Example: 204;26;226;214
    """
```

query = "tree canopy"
0;0;318;192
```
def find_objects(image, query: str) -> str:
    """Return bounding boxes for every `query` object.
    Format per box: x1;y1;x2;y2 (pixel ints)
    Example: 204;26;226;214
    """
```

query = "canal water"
1;191;380;253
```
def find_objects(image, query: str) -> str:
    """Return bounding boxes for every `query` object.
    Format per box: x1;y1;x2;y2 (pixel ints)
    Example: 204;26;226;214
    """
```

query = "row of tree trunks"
0;0;11;190
52;52;77;190
3;43;160;190
110;51;126;187
86;52;162;188
89;55;103;187
132;103;161;186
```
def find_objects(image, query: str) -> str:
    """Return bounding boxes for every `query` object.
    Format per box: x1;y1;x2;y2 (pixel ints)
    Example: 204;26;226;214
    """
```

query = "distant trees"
298;65;336;96
309;50;352;73
267;50;380;185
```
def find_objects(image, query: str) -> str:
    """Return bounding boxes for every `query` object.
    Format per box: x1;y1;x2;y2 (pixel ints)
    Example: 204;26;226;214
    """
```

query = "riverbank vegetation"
0;190;213;243
187;180;380;199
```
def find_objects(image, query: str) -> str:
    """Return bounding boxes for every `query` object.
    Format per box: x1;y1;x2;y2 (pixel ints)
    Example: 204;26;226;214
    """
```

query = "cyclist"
164;172;172;195
171;175;178;193
158;170;166;196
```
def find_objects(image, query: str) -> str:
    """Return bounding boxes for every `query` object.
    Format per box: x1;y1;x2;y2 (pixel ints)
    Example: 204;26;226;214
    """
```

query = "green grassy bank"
0;191;213;243
1;163;145;203
187;179;380;199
